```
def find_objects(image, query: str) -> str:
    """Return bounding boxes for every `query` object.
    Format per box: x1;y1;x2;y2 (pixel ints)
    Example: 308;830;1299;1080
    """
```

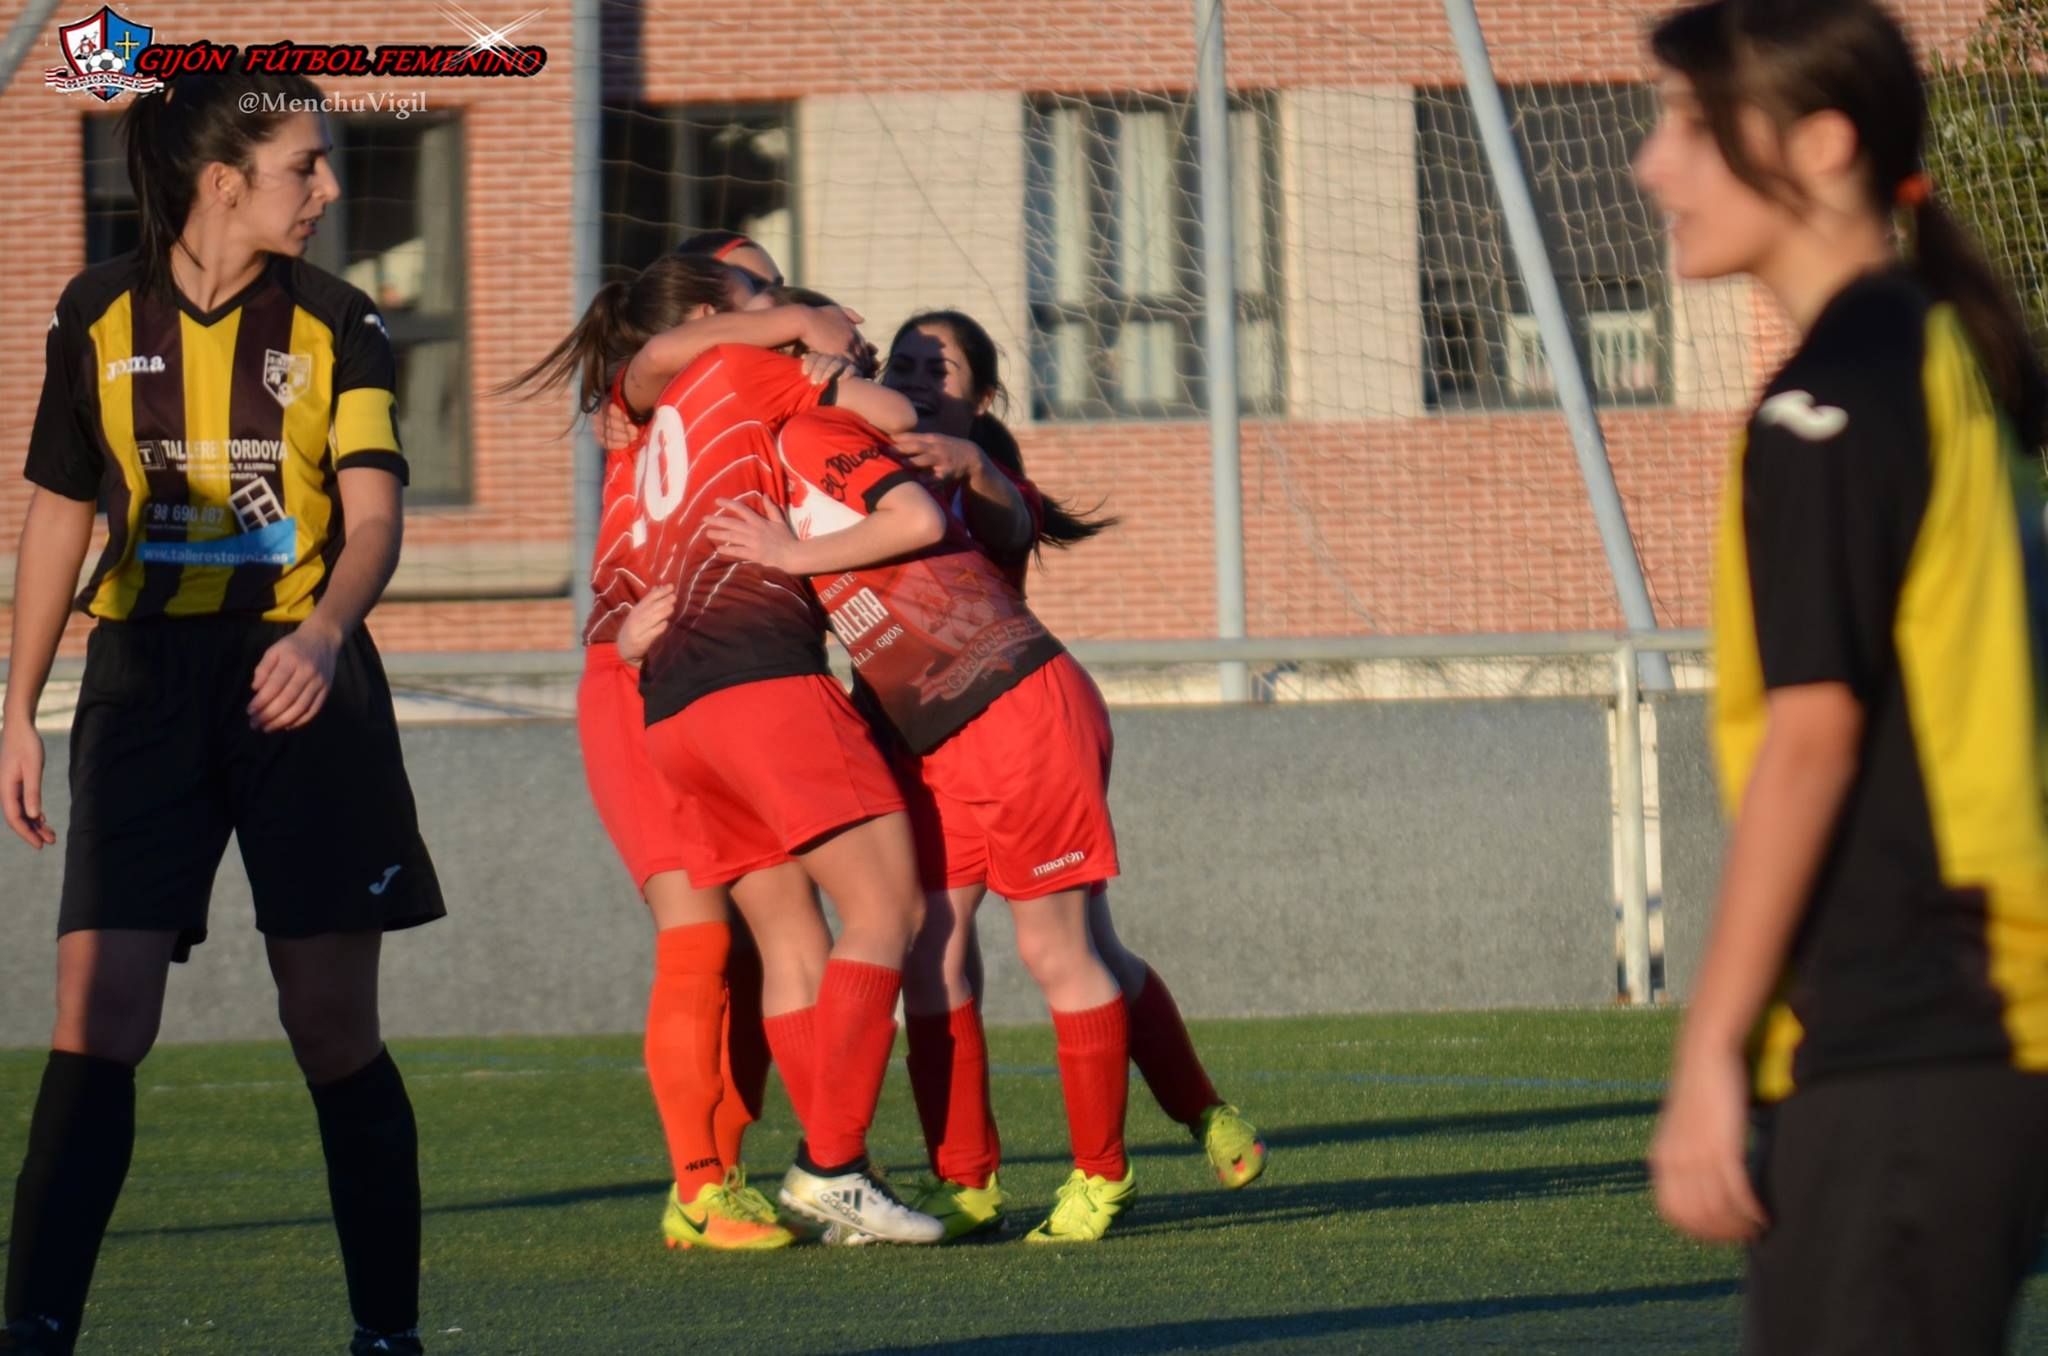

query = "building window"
1417;83;1667;410
82;116;137;264
305;116;470;503
1025;94;1283;422
601;103;797;281
85;116;471;502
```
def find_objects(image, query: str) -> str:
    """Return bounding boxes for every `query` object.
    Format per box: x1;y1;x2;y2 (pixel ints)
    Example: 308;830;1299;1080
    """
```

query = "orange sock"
906;1001;1001;1188
714;933;771;1171
645;923;730;1197
1052;998;1130;1181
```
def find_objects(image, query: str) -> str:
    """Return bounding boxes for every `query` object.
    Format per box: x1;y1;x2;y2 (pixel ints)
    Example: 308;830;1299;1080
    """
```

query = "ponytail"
967;412;1119;549
499;253;739;419
1908;197;2048;451
118;70;324;300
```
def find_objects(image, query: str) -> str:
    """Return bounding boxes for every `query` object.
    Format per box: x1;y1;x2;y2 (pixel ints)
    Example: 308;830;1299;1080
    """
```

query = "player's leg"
714;917;772;1180
1006;886;1134;1244
9;621;226;1355
1087;887;1265;1188
6;932;178;1356
904;883;1005;1237
265;932;427;1352
233;624;443;1352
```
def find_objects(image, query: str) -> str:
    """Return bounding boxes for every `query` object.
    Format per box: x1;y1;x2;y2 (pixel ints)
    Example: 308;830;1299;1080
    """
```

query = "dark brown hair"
119;70;326;300
890;310;1120;548
1652;0;2047;446
499;253;738;414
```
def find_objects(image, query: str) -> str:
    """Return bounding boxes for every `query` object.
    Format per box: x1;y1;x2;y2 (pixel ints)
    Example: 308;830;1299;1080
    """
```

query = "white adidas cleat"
778;1161;945;1245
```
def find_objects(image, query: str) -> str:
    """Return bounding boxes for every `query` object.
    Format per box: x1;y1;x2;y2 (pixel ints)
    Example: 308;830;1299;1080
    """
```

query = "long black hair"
117;70;326;301
1651;0;2048;448
890;310;1119;548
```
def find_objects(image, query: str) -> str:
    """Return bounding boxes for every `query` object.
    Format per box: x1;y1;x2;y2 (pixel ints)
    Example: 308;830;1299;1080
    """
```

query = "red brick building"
0;0;1990;657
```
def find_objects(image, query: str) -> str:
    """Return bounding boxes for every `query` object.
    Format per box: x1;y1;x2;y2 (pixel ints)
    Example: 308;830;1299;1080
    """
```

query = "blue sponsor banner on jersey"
138;518;297;567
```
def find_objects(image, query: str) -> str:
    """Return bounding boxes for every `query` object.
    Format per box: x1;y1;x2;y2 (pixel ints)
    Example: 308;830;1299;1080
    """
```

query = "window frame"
1025;91;1286;424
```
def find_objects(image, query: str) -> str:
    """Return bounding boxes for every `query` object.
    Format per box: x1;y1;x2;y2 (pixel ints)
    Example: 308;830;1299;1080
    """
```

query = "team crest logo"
45;7;162;102
263;349;311;408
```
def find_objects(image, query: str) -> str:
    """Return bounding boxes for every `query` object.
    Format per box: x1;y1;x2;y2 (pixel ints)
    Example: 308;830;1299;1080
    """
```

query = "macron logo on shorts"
1032;851;1087;879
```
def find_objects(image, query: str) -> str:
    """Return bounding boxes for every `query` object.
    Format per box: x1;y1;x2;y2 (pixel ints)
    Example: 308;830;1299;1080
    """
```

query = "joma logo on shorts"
1032;851;1087;878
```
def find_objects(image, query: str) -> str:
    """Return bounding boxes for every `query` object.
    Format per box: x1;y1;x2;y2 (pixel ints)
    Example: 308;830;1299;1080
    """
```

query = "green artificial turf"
2;1010;2042;1353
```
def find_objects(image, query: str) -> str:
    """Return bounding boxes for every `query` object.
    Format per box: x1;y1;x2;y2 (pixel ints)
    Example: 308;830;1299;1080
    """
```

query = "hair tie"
713;237;755;261
1896;171;1933;209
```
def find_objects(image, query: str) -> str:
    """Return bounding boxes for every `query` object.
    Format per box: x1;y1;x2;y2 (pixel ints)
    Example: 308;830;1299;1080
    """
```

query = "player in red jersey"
573;269;948;1245
696;297;1123;1241
509;249;927;1248
885;311;1268;1223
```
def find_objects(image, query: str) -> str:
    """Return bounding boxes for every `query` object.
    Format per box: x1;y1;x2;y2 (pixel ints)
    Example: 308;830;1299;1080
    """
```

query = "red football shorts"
906;653;1118;901
645;674;906;889
577;644;692;891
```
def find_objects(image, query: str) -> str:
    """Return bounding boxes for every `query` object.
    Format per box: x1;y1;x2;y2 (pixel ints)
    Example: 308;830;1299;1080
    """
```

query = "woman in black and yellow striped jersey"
0;71;441;1356
1637;2;2048;1351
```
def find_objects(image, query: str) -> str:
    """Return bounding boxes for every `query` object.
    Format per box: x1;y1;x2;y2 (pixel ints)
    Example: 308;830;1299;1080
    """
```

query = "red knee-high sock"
1127;965;1222;1128
761;1006;819;1132
1052;998;1130;1181
715;933;771;1170
645;923;731;1197
806;960;903;1169
905;1001;1001;1189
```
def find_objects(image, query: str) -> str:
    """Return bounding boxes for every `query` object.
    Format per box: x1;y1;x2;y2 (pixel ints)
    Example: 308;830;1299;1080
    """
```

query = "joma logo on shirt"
104;354;164;382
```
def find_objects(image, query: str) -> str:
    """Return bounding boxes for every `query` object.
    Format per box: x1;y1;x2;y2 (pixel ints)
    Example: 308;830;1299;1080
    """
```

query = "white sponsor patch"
1758;390;1849;442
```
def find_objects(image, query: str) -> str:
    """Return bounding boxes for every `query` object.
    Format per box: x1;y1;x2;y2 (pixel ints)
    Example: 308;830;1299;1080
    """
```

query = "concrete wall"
0;699;1634;1047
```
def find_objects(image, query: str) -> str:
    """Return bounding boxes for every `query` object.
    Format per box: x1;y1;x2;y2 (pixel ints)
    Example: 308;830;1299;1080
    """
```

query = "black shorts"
1745;1062;2048;1355
58;616;446;961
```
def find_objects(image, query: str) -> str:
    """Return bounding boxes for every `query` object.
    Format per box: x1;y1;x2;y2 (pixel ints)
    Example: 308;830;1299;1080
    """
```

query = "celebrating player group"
505;233;1268;1251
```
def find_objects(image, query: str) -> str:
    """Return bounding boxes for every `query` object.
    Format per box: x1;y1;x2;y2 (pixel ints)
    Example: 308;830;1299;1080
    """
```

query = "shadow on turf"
103;1179;674;1241
994;1097;1661;1170
838;1277;1742;1353
1111;1157;1650;1236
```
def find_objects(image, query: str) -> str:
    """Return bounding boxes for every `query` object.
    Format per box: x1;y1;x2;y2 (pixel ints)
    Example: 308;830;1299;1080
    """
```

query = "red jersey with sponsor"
638;345;834;724
777;407;1064;753
582;382;651;646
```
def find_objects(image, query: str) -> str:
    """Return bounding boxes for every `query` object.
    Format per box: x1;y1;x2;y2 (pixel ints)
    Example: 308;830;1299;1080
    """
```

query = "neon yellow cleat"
661;1180;796;1251
1023;1167;1134;1244
1198;1103;1267;1189
910;1171;1008;1240
722;1165;785;1228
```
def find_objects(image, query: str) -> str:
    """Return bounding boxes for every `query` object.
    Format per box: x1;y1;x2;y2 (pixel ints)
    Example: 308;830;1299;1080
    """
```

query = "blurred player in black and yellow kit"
0;72;442;1356
1638;2;2048;1350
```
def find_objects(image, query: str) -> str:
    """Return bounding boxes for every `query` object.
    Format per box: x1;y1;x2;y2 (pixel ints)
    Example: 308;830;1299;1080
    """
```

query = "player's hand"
894;432;983;484
616;584;676;666
249;622;341;734
707;498;798;573
1649;1047;1768;1244
1;720;55;849
599;401;640;452
797;305;862;367
801;351;856;388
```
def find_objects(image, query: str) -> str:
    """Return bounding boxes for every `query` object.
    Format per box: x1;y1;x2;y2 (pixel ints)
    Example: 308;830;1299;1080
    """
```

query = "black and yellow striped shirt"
1713;268;2048;1101
25;252;407;622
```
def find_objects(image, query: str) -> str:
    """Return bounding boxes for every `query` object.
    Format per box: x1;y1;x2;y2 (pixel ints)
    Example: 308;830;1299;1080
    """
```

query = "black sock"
6;1052;138;1346
795;1143;865;1178
310;1048;420;1336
